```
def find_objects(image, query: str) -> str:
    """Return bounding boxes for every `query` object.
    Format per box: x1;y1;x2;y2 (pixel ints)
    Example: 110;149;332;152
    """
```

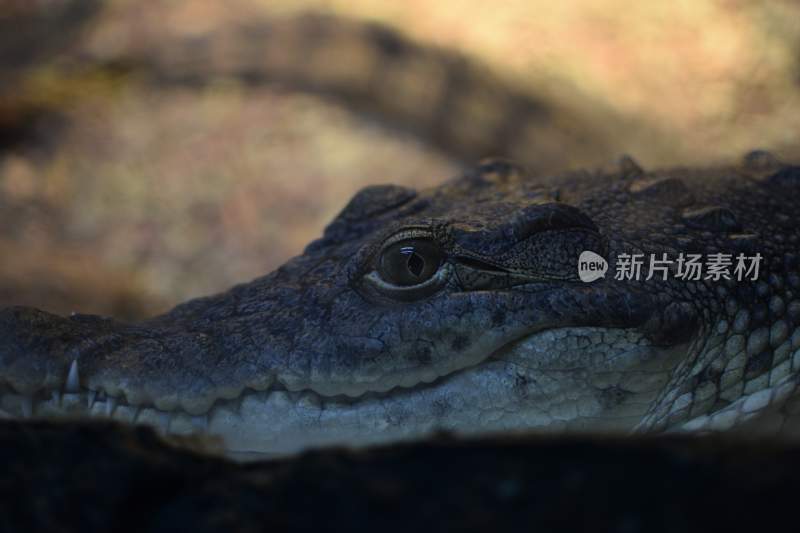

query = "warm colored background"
1;0;799;319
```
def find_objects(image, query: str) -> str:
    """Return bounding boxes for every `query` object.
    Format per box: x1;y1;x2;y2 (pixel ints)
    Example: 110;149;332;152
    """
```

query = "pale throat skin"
1;153;800;456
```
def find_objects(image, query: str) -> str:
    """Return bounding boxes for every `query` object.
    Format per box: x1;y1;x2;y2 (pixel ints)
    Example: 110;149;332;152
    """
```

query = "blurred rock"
1;1;799;320
0;0;100;91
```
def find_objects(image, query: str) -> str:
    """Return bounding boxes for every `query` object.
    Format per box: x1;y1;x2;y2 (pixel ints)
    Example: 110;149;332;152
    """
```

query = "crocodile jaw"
212;328;686;456
1;326;685;456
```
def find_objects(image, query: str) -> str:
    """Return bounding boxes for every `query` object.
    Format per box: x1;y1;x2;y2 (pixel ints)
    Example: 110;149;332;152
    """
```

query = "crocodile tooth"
20;396;33;418
298;391;322;409
51;389;62;407
132;406;142;423
87;390;97;409
65;360;80;393
191;414;209;432
106;397;118;417
160;412;171;433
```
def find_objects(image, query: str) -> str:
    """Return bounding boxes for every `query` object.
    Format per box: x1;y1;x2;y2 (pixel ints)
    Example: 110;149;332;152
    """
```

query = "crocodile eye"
378;239;444;286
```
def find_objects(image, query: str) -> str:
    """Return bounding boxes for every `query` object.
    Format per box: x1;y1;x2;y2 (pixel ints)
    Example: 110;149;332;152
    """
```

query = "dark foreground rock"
1;420;798;533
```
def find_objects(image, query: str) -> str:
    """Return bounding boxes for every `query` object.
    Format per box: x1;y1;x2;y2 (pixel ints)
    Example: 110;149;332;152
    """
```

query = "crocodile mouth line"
0;325;563;429
0;323;657;453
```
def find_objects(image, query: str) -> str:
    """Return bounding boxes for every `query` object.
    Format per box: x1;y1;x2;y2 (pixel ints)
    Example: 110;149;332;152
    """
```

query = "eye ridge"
378;238;444;286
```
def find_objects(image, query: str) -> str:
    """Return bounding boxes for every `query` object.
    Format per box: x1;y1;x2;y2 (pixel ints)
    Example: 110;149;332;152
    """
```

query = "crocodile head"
2;155;799;456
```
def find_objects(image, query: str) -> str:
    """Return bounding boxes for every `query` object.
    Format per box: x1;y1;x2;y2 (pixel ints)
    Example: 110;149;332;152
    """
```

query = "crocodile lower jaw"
0;326;682;456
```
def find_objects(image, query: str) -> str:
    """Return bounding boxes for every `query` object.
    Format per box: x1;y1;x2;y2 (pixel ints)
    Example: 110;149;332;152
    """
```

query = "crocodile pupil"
378;239;443;286
407;252;425;278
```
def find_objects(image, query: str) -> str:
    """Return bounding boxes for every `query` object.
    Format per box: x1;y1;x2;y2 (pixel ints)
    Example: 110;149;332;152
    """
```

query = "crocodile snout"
0;307;85;396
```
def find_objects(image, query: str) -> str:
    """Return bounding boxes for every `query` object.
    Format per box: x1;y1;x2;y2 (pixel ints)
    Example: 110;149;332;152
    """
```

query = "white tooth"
132;406;142;423
190;414;208;432
88;390;97;409
160;412;171;433
20;396;33;418
106;397;118;417
65;360;80;393
51;390;62;407
298;392;322;409
89;397;106;417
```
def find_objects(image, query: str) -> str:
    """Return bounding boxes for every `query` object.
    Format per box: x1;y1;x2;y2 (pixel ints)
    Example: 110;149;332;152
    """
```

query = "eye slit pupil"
377;237;444;287
407;253;425;277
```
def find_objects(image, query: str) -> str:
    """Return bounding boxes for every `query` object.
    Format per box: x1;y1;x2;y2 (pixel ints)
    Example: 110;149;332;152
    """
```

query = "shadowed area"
3;419;800;533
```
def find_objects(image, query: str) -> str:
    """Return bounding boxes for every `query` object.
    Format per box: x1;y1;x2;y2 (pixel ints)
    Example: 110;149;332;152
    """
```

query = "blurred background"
1;0;799;320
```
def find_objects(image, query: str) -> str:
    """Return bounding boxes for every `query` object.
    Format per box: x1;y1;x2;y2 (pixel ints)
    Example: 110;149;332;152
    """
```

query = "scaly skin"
1;153;799;455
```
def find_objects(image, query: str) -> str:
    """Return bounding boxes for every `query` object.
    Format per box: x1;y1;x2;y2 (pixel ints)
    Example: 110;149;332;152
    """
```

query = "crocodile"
1;152;799;455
